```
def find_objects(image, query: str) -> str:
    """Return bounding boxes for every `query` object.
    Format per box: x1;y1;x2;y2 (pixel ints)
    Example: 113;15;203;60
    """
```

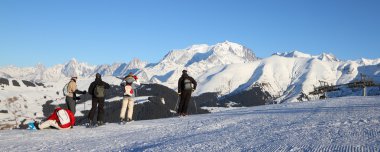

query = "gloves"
75;97;81;101
82;90;87;94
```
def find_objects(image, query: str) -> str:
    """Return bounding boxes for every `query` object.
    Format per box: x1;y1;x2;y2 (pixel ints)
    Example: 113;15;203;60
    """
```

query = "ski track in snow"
1;96;380;151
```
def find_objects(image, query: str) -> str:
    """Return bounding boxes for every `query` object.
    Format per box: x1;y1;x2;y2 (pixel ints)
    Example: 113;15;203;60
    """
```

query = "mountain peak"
128;58;147;68
273;51;339;62
69;58;78;63
214;41;241;48
161;41;257;66
61;58;95;78
317;53;339;62
273;51;312;58
185;44;209;52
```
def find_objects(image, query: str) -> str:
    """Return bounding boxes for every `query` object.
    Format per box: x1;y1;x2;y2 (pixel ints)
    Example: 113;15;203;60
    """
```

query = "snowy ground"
1;96;380;151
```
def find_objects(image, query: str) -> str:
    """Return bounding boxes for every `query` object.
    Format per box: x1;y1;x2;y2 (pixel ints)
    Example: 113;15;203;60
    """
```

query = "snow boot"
126;118;134;122
87;120;94;128
97;121;105;126
120;118;126;125
34;121;40;130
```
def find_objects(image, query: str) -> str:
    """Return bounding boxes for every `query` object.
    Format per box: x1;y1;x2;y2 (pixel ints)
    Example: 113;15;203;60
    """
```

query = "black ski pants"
88;97;105;122
178;90;192;114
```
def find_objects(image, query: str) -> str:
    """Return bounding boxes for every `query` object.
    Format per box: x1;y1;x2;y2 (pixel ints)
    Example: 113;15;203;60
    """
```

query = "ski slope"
0;96;379;151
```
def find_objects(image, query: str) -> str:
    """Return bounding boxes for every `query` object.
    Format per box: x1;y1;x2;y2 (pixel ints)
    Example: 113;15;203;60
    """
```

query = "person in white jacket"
120;73;140;123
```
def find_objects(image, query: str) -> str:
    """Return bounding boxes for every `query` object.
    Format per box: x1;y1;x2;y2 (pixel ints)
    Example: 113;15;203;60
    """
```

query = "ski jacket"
88;77;110;97
47;107;75;128
67;80;77;97
120;75;140;97
67;79;86;99
178;73;197;93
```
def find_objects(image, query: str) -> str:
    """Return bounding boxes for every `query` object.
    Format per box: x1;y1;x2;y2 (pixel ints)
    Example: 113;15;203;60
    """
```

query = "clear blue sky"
1;0;379;67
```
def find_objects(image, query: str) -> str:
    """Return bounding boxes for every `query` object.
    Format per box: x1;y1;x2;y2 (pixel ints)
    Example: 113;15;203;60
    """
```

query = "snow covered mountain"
1;41;379;103
273;51;339;62
273;50;313;58
113;58;147;77
196;55;380;102
136;41;257;86
0;41;255;83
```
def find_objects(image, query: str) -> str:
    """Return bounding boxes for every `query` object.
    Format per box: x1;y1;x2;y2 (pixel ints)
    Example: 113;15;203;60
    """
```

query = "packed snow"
0;96;379;151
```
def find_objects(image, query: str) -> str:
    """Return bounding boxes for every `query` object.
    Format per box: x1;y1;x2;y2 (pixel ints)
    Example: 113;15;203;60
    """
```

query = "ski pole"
174;95;180;113
193;99;198;114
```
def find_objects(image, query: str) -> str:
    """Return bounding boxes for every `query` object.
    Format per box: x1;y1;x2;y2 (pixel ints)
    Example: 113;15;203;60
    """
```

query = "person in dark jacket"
177;70;197;116
87;73;110;126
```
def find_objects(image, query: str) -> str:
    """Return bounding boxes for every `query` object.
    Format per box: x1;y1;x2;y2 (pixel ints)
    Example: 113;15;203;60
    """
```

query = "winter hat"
127;72;134;77
96;73;101;78
71;74;78;79
182;70;187;73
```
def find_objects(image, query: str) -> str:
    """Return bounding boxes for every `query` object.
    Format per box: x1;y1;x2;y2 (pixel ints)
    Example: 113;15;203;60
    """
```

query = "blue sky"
1;0;379;67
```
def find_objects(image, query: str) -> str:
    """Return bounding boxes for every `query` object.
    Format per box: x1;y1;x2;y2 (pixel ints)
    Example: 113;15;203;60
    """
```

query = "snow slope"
0;96;379;151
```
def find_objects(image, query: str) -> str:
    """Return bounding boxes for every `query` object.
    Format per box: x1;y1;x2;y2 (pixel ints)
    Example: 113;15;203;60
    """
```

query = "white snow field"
0;96;379;151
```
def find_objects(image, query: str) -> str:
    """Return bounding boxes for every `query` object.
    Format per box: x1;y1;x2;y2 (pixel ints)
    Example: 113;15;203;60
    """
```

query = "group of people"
33;70;197;130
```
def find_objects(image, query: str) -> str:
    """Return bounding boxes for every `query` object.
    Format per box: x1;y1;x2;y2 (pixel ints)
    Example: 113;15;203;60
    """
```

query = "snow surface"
1;96;379;151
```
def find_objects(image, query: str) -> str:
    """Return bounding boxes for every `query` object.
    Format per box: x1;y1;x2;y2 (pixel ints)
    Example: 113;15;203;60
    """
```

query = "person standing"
65;76;86;115
120;73;140;123
87;73;110;126
177;70;197;116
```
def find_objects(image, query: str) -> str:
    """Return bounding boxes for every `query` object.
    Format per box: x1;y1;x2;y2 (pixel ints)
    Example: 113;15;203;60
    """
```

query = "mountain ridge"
1;41;379;102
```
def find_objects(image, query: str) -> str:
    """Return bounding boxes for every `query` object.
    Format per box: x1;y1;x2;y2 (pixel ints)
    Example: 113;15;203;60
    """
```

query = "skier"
65;76;86;115
177;70;197;116
119;72;140;124
87;73;110;126
34;107;75;130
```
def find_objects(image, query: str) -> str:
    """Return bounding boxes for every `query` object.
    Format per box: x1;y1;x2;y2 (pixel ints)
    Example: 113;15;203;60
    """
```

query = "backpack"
94;84;105;98
57;109;70;126
125;76;135;85
183;78;193;91
124;85;134;97
62;83;69;96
